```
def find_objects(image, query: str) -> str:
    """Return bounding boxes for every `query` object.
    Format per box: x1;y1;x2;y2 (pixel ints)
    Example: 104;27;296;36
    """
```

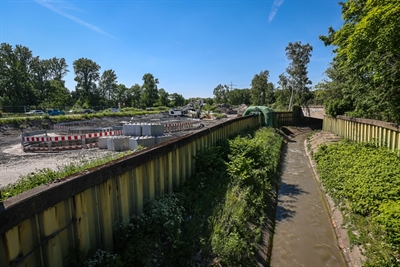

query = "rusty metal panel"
42;207;63;267
141;163;150;202
54;201;72;267
158;156;165;195
117;173;130;222
127;169;136;216
18;218;38;267
149;161;155;200
73;191;91;252
4;226;20;265
167;151;173;194
174;149;180;187
0;231;9;266
98;179;113;251
181;146;187;184
135;166;143;213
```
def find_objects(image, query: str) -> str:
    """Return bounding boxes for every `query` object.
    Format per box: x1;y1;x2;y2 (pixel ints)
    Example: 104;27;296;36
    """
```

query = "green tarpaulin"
243;106;277;127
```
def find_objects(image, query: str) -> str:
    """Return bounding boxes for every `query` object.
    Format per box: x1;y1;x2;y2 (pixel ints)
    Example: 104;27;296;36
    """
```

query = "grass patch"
0;150;140;201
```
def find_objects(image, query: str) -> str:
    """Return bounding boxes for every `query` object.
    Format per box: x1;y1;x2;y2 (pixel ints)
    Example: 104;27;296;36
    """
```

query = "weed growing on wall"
314;141;400;266
114;193;184;266
108;127;282;266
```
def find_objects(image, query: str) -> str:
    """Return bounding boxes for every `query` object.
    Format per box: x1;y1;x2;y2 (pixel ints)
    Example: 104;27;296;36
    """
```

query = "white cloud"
34;0;117;39
268;0;285;22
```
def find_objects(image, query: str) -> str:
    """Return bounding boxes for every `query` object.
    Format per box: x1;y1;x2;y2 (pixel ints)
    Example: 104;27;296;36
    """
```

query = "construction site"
0;111;239;189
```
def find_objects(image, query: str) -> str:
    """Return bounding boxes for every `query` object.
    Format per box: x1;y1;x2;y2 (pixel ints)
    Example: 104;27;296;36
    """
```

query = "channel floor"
270;133;346;267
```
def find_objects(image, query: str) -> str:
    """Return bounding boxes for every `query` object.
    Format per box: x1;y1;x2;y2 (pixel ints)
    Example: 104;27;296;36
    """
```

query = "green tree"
213;84;229;104
73;58;101;107
30;57;70;109
43;80;73;109
227;88;251;105
130;83;142;108
250;70;274;106
204;97;214;106
0;43;37;106
141;73;159;107
115;84;131;108
98;69;118;106
157;88;170;107
48;57;69;81
284;42;313;107
169;93;185;107
320;0;400;122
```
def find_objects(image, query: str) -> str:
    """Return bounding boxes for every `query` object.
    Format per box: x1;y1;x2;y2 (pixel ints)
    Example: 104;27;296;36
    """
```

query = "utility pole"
229;81;236;90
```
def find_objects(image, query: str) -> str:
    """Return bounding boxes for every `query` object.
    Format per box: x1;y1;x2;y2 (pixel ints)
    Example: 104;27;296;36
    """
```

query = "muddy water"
270;133;346;267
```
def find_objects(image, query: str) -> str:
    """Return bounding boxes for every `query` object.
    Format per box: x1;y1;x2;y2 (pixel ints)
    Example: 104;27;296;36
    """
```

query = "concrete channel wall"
323;115;400;152
0;115;260;267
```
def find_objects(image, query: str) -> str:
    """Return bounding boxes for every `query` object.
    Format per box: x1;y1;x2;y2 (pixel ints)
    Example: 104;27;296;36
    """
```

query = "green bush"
84;249;122;267
314;141;400;265
114;193;184;266
110;127;283;266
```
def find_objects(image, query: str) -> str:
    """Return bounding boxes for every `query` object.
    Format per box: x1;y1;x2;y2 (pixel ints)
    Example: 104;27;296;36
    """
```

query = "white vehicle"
25;110;45;115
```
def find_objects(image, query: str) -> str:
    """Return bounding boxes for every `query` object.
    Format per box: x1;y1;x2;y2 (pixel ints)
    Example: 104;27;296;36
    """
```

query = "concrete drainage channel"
21;118;202;152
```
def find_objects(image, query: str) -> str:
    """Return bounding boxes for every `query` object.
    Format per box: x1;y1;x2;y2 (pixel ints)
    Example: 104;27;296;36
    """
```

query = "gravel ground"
0;114;235;189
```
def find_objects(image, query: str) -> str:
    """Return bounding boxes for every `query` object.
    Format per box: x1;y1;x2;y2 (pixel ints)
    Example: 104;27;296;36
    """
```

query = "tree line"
0;43;186;111
1;40;314;112
213;41;314;111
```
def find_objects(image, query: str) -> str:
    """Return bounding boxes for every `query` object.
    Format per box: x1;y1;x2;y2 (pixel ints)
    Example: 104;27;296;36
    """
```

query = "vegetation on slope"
314;141;400;266
75;127;282;266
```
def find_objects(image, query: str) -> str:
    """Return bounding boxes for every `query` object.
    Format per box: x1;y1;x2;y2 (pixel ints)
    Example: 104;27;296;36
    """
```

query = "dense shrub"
314;141;400;266
109;127;282;266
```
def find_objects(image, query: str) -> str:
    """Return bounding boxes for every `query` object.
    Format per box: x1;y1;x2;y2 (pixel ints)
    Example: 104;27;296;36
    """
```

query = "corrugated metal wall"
323;115;400;151
0;116;259;267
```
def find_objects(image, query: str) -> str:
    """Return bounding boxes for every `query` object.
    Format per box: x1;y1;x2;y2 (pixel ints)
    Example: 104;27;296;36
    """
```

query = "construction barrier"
21;130;123;152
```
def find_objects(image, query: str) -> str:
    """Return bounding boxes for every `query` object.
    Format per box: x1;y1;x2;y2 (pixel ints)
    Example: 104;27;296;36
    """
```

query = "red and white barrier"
22;130;123;152
23;130;123;142
24;143;98;151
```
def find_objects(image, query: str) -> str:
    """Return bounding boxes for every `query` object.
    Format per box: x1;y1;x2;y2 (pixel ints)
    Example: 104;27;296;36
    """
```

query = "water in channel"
270;133;346;267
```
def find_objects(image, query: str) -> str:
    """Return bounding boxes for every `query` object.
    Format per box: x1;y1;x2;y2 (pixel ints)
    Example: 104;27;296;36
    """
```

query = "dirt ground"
0;114;235;189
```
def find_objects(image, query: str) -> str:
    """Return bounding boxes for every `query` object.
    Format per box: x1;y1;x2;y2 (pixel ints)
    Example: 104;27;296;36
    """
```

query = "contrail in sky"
268;0;285;22
34;0;117;39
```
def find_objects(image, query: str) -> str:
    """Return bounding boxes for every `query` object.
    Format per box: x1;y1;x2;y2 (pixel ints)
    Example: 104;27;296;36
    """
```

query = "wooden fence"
0;115;260;267
323;115;400;151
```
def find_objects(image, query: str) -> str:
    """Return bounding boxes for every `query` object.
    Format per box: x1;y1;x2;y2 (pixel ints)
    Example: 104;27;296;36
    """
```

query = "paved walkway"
270;133;346;267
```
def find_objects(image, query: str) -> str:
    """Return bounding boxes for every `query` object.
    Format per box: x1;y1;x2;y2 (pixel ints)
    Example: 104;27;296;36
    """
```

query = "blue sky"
1;0;343;99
